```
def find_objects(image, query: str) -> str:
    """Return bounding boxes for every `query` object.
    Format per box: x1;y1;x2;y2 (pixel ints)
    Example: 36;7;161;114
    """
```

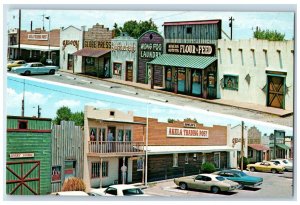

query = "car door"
203;176;214;191
36;63;46;74
256;163;265;172
190;175;206;190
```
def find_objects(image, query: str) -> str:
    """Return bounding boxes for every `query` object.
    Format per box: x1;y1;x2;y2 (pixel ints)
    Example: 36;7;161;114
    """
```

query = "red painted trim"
7;129;52;133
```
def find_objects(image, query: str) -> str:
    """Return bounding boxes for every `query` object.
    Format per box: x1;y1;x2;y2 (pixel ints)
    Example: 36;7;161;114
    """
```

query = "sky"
5;8;295;40
6;74;293;136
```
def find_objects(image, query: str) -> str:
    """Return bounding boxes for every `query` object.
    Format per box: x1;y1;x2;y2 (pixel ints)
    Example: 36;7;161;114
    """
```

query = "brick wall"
133;117;227;146
20;28;60;46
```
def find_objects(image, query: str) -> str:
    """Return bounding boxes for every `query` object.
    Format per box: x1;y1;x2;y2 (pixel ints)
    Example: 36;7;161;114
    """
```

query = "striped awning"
73;48;110;57
148;54;217;69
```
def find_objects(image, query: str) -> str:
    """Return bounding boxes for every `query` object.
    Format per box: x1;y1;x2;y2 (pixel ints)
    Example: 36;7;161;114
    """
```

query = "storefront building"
217;39;294;110
269;130;291;159
73;23;113;78
148;20;221;99
137;31;164;84
247;126;269;163
83;106;146;189
51;121;84;192
59;26;85;73
132;117;235;182
228;124;248;168
6;116;52;195
8;28;60;65
111;33;138;82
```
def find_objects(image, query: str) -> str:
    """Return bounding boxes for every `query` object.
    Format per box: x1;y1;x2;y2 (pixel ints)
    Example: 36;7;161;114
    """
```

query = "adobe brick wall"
133;117;227;146
20;28;60;46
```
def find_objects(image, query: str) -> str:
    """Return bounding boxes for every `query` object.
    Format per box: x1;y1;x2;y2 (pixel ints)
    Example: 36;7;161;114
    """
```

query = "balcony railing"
88;141;144;155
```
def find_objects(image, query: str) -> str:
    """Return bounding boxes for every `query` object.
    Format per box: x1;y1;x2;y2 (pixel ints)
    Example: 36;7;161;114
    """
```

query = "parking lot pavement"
143;171;294;199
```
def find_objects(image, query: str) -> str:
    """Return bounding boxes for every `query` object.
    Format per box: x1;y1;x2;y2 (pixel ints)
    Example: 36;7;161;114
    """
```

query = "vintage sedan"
89;184;149;196
7;60;27;71
174;174;240;194
247;161;285;173
270;159;293;171
213;169;263;188
11;62;58;75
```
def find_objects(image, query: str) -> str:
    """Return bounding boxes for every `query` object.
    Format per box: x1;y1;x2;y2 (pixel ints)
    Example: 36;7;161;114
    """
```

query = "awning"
72;48;111;57
8;44;60;51
141;146;237;155
148;54;217;69
275;144;290;150
248;144;270;151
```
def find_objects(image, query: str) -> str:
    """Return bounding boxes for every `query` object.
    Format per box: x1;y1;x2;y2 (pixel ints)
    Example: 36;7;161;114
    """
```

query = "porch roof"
248;144;270;151
148;54;217;69
72;47;111;57
141;145;237;155
270;143;290;150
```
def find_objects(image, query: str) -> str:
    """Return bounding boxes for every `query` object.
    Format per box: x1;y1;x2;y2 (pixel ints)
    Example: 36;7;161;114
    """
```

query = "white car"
89;184;149;196
270;159;293;171
52;191;89;196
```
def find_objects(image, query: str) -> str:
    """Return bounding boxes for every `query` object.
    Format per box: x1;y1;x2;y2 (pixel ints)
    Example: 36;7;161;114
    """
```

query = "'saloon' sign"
167;127;209;138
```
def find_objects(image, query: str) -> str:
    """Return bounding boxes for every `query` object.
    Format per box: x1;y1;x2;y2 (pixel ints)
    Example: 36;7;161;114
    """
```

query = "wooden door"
267;76;285;109
126;61;133;81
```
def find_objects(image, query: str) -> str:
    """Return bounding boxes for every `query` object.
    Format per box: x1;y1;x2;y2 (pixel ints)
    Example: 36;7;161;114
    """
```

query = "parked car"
270;159;293;171
11;62;58;75
51;191;89;196
213;169;263;188
174;174;240;194
247;161;285;173
7;60;27;71
89;184;149;196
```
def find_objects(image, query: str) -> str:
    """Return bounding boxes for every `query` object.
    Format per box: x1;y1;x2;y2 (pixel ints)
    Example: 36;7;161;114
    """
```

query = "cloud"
6;88;51;109
54;99;81;109
85;100;110;109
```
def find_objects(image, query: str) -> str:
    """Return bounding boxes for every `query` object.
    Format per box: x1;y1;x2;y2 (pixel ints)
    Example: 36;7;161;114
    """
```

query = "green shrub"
201;162;216;173
238;157;249;170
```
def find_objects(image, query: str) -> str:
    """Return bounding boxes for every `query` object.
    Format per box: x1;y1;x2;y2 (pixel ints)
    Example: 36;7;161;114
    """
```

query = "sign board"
111;42;136;53
167;127;209;138
28;34;48;41
84;40;111;49
166;43;215;56
62;40;80;50
10;153;34;158
183;123;196;128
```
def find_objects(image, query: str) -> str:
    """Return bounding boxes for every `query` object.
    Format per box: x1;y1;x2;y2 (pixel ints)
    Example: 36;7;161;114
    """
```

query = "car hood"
241;175;263;182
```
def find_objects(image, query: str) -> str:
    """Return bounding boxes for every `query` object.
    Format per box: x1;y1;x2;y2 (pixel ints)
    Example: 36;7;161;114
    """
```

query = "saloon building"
6;116;52;195
132;117;236;182
83;106;146;189
59;26;85;73
148;19;221;99
73;23;113;78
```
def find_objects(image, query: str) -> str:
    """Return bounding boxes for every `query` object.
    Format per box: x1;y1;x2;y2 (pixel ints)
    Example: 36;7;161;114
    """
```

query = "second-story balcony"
88;141;145;157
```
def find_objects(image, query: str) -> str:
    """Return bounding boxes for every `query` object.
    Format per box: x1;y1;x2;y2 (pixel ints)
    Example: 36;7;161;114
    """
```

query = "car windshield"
238;171;247;177
122;188;144;196
216;176;226;181
282;160;288;164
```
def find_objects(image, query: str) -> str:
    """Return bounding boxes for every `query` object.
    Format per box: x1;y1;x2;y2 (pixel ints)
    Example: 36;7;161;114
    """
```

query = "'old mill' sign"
166;43;215;56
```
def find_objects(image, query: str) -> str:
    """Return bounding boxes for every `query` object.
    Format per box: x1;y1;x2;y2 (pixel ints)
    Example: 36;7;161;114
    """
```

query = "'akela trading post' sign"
166;127;209;138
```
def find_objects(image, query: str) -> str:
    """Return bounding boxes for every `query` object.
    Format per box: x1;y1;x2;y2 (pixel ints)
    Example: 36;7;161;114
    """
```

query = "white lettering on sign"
183;123;196;128
166;127;209;138
10;153;35;159
167;43;215;56
28;34;48;41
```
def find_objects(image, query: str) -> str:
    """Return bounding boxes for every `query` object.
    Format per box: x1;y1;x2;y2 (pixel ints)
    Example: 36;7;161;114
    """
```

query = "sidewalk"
75;73;293;117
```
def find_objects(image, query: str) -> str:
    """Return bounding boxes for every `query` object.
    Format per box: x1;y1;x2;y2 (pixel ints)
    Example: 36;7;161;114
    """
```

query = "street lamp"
45;16;50;59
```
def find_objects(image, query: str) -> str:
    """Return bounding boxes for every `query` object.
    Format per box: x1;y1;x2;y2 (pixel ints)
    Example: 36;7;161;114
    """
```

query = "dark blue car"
213;169;263;188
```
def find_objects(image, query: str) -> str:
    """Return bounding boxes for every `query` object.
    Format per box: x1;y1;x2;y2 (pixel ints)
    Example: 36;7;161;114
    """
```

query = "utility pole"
42;13;45;30
38;105;41;118
18;9;21;59
229;16;234;40
21;79;25;117
273;131;277;159
241;121;244;171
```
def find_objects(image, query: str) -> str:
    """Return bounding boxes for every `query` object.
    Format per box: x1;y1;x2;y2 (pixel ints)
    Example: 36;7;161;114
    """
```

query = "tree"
184;118;198;123
253;28;285;41
53;106;84;126
168;118;176;123
114;18;158;39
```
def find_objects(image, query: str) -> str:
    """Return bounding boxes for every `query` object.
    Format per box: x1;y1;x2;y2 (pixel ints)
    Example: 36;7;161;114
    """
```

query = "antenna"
42;13;45;30
229;16;235;40
21;79;25;116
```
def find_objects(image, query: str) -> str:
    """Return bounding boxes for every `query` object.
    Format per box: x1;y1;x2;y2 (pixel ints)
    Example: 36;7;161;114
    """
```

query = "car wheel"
179;182;188;190
49;69;55;75
211;186;220;194
24;70;31;76
271;169;277;174
250;167;255;172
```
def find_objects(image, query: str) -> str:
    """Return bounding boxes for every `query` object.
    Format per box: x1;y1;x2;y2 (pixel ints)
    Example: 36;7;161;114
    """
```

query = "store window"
248;150;254;158
117;129;124;141
85;57;95;66
90;128;97;141
64;160;76;180
186;27;192;34
51;166;62;182
99;128;106;141
192;70;201;95
223;75;239;91
91;161;109;178
125;130;132;141
113;63;122;76
177;68;186;93
173;153;178;167
18;120;28;129
185;153;189;164
193;154;197;161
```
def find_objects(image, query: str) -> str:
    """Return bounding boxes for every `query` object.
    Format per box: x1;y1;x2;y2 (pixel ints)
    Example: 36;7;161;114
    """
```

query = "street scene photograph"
2;3;296;202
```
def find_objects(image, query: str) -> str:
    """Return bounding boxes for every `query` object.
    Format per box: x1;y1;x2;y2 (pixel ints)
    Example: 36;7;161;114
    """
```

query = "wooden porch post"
100;158;102;188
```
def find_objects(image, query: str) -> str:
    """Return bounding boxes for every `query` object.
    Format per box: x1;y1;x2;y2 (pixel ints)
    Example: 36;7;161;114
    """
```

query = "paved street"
142;171;294;199
8;71;293;127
